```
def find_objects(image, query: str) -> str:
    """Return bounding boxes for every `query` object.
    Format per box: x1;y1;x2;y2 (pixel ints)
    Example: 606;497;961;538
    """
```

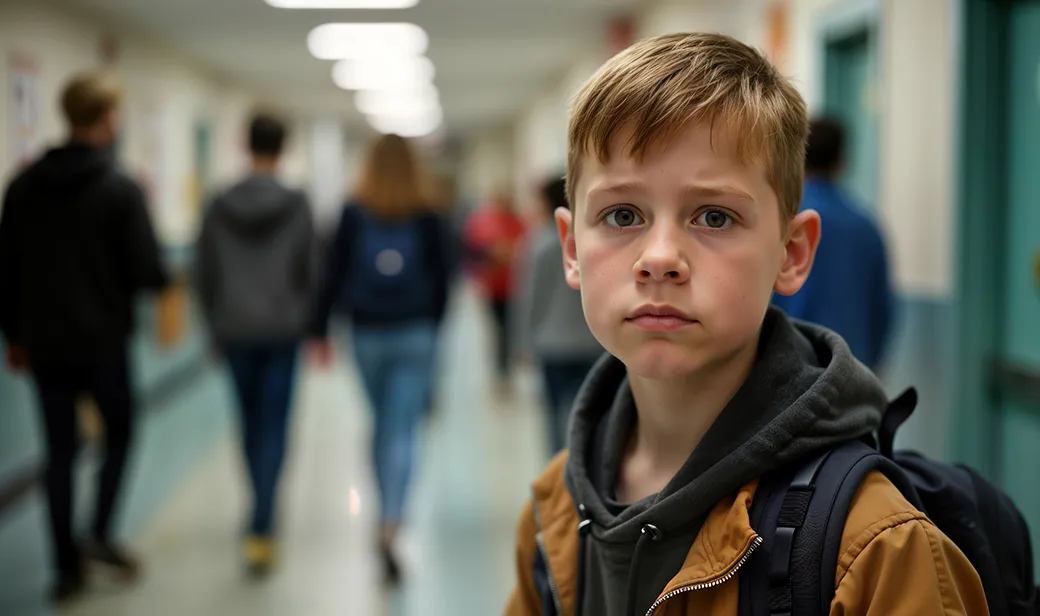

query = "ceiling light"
267;0;417;8
354;87;439;116
332;56;435;90
308;23;427;60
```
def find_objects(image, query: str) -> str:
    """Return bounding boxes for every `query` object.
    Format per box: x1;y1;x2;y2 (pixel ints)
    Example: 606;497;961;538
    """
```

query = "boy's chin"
620;345;707;381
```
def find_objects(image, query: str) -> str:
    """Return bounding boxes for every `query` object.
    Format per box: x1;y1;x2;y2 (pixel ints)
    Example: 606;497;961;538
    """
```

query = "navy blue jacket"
772;178;894;369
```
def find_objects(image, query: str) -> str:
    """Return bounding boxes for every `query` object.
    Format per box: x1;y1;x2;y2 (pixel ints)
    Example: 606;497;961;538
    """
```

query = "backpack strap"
742;438;924;616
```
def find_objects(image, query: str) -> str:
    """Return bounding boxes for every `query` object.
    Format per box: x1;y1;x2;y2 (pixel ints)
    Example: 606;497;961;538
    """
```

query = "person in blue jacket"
772;117;894;371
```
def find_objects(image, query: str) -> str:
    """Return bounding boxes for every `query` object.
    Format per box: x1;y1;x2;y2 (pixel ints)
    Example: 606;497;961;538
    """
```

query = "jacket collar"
532;455;761;614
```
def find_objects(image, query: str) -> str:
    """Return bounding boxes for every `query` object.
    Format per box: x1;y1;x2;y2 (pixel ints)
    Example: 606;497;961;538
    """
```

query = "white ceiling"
56;0;644;138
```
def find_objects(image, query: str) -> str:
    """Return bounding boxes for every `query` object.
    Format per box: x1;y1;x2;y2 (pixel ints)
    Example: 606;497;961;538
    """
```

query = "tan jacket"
505;453;989;616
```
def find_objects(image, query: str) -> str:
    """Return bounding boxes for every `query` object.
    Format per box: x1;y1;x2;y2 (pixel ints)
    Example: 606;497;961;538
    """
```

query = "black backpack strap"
878;388;917;458
742;438;923;616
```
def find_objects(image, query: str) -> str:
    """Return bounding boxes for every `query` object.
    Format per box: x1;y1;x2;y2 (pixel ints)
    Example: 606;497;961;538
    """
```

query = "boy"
196;112;316;577
0;71;167;602
504;33;987;616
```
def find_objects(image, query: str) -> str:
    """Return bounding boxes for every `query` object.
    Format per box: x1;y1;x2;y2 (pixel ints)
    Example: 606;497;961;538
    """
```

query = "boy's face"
559;122;820;381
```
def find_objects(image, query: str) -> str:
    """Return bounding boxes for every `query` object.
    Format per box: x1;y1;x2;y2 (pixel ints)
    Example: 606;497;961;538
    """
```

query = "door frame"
813;0;882;207
952;0;1025;480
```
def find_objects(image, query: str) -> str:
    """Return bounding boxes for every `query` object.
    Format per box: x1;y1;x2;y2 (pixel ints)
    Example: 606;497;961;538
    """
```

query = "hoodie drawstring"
625;523;663;616
575;504;592;616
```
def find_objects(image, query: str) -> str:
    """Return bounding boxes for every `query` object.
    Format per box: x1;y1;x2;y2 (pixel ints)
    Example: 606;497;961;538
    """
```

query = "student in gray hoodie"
195;113;317;578
516;174;603;455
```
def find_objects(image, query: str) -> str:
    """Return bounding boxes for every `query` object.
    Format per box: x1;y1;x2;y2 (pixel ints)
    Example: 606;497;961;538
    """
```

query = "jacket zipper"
535;532;565;616
644;535;763;616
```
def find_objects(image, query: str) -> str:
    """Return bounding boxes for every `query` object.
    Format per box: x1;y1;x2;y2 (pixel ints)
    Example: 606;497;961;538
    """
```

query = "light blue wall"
881;295;955;461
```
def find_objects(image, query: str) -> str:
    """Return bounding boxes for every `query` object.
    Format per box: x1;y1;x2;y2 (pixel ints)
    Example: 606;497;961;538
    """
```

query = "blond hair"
567;33;808;222
353;133;428;217
61;71;123;129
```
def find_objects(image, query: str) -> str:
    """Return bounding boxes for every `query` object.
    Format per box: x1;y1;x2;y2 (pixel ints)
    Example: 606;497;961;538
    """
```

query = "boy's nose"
634;238;690;284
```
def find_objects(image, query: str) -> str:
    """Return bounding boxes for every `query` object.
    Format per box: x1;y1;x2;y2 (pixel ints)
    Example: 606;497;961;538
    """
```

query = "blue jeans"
541;357;598;454
224;342;299;537
352;321;437;525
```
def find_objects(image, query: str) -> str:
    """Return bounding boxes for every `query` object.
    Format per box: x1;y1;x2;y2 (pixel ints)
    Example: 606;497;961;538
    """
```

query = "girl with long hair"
311;133;451;584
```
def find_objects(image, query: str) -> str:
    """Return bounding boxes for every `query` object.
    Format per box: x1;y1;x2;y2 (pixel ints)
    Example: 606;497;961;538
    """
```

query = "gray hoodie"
564;308;888;616
196;174;317;344
515;225;603;360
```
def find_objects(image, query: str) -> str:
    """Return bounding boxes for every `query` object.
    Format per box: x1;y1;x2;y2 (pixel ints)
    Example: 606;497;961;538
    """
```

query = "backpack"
341;207;437;319
740;388;1040;616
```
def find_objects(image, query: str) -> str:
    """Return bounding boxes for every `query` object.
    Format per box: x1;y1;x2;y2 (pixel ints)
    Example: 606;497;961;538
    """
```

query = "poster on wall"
8;52;41;170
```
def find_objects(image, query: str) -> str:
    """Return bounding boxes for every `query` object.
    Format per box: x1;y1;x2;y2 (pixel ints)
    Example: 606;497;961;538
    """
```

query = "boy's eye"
695;209;733;229
605;207;643;228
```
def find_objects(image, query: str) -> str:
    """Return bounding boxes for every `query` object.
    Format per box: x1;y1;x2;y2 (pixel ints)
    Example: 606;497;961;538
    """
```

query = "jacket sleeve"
504;498;542;616
830;516;990;616
310;205;356;338
122;179;169;292
295;192;320;303
869;227;895;370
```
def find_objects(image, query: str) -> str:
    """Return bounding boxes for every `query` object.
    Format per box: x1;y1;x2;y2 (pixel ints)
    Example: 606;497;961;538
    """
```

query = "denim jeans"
352;321;437;525
541;357;598;454
223;342;299;537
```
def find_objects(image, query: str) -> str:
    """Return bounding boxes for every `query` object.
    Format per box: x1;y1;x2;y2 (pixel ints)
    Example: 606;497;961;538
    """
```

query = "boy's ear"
555;206;581;290
774;209;822;296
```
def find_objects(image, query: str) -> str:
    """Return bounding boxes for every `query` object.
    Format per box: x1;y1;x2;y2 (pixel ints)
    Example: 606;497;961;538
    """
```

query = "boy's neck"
619;335;759;502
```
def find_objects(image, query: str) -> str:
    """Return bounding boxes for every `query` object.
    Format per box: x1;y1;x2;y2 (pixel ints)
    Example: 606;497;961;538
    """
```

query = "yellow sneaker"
244;536;276;578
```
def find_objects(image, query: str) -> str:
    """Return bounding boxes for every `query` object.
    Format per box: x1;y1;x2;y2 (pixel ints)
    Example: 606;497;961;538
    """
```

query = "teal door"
823;28;880;210
995;0;1040;572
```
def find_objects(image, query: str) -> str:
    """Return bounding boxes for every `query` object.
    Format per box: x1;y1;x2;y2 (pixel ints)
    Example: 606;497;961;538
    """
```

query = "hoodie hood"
27;143;114;192
564;307;889;616
215;174;301;240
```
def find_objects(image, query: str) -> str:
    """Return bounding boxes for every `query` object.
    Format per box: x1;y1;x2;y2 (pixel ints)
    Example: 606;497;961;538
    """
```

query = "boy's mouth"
626;304;696;331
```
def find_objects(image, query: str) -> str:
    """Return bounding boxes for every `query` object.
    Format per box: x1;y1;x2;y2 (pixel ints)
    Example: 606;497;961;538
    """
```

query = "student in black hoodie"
0;71;167;603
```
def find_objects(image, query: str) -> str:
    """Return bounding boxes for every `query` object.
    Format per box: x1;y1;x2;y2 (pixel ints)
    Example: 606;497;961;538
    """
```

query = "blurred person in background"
771;117;894;371
0;71;167;603
516;174;602;455
310;133;451;585
195;112;317;578
462;184;526;397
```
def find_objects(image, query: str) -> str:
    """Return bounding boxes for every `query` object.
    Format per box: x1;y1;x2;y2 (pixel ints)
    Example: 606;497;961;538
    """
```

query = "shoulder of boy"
833;471;987;612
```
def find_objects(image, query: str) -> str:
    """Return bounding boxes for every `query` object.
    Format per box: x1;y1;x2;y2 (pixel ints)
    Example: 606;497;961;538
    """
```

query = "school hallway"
0;284;548;616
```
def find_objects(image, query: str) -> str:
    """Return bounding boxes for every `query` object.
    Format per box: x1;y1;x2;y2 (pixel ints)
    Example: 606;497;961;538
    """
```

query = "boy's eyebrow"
587;180;755;202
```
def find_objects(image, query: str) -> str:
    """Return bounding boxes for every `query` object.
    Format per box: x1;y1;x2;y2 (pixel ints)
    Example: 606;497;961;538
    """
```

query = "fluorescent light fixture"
354;86;439;116
267;0;418;8
308;23;427;60
332;56;434;90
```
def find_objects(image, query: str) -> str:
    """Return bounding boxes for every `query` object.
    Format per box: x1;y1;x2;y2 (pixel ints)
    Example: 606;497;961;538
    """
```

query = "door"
192;120;213;219
994;0;1040;573
823;28;880;210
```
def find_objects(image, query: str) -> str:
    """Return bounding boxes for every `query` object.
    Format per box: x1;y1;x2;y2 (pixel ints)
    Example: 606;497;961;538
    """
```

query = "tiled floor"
0;284;549;616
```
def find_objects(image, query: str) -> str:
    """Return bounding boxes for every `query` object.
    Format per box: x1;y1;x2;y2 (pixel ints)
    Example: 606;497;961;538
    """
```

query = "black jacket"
0;143;168;363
